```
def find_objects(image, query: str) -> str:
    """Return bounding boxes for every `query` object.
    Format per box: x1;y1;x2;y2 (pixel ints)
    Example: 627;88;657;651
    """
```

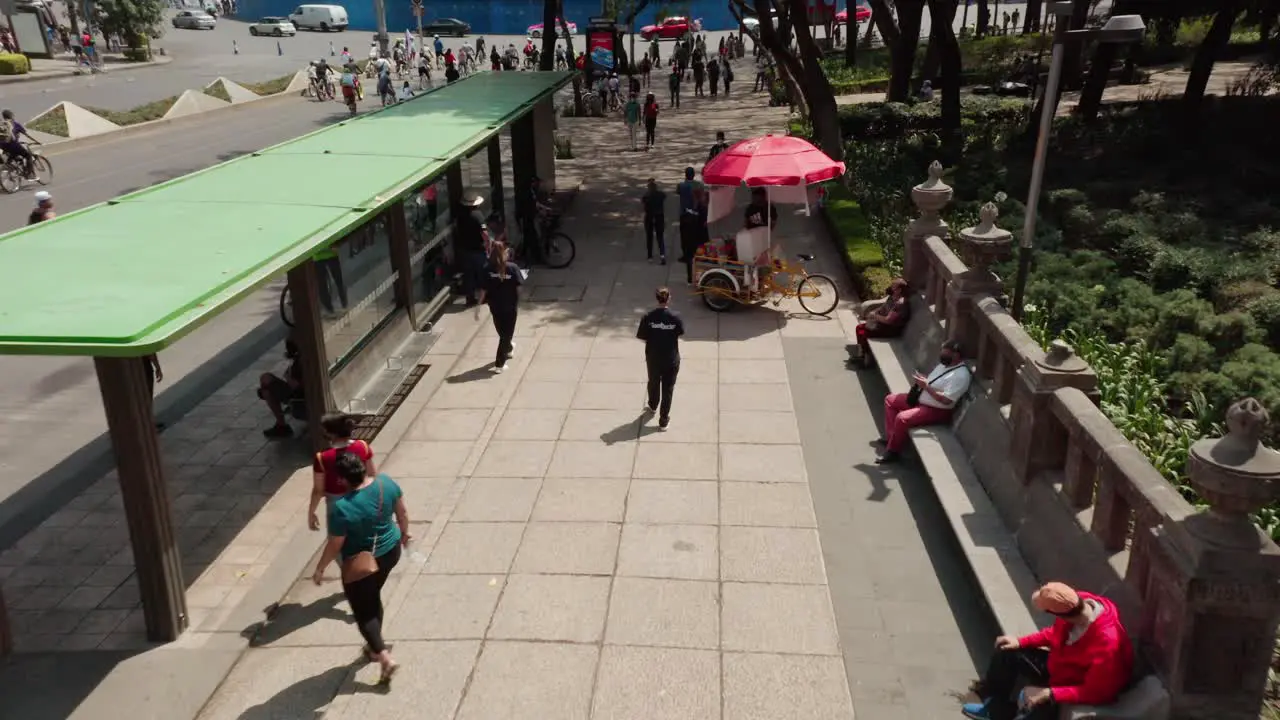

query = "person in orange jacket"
962;582;1135;720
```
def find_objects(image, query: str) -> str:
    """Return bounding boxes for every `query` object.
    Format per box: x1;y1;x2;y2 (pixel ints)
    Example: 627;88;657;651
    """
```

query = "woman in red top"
308;413;376;531
642;92;659;150
849;278;910;368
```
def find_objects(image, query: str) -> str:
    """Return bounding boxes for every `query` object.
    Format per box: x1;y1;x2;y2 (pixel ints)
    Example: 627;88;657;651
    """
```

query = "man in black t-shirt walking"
636;287;685;428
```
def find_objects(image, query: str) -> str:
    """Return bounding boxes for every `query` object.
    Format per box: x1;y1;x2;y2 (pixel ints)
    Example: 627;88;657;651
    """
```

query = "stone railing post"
949;201;1012;354
1009;340;1098;482
1140;399;1280;719
904;161;952;292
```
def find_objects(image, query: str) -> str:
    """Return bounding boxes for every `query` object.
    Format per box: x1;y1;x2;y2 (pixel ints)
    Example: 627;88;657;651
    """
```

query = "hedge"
821;183;892;298
839;95;1030;141
0;53;30;75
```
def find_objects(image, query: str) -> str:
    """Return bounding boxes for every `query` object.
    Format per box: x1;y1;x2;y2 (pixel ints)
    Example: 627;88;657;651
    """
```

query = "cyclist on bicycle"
314;58;334;98
0;110;36;178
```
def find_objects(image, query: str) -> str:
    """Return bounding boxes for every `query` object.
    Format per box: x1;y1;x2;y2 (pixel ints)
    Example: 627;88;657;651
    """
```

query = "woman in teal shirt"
312;452;409;683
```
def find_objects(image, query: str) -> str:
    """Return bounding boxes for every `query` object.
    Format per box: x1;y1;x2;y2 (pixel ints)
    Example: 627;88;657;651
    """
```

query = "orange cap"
1032;582;1081;615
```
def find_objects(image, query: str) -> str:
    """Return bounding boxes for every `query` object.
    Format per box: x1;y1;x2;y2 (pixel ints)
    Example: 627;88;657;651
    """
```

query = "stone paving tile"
720;481;818;528
723;653;856;720
472;440;557;478
451;477;542;523
719;443;808;483
546;440;637;478
385;574;503;640
721;526;827;584
522;355;588;383
625;480;719;525
616;523;719;581
455;641;598;720
721;582;841;656
491;408;567;440
530;477;630;522
604;577;719;649
719;409;802;445
328;641;480;720
511;521;620;575
718;359;789;383
487;574;611;642
559;409;642;441
633;442;719;480
591;645;721;720
424;522;525;575
379;440;472;477
508;381;577;409
571;382;648;410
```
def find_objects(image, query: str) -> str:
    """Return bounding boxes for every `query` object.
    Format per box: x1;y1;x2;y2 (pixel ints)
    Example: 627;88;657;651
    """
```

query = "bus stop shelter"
0;70;570;649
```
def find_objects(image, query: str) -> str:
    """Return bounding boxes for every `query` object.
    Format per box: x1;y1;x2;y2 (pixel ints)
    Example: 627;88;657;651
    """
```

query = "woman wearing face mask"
308;413;376;532
313;452;409;684
476;241;523;374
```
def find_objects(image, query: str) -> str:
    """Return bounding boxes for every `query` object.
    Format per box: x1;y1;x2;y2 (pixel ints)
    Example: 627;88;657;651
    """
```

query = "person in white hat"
29;190;53;224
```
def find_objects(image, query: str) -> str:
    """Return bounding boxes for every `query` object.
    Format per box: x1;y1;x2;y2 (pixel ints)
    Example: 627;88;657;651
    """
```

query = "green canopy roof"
0;70;570;356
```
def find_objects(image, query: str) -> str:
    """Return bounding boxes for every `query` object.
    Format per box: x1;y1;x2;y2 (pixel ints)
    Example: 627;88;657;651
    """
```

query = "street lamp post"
1009;7;1145;321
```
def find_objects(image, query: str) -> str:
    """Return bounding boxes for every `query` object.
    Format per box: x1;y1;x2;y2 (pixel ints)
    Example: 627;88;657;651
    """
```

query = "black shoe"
263;423;293;439
875;450;900;464
659;416;669;429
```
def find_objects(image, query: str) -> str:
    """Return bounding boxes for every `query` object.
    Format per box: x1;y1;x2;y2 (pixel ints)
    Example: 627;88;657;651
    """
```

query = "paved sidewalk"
197;78;989;718
0;53;172;85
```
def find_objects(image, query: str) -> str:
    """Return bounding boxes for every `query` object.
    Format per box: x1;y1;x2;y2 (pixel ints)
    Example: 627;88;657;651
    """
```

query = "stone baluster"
904;161;952;293
1139;399;1280;719
949;201;1012;355
1009;340;1098;483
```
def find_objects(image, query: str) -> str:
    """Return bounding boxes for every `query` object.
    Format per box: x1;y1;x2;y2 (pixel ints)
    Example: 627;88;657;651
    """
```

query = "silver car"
172;10;216;29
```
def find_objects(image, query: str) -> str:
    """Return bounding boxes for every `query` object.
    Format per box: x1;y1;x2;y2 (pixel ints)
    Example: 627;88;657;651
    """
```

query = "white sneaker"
492;365;506;374
508;342;517;358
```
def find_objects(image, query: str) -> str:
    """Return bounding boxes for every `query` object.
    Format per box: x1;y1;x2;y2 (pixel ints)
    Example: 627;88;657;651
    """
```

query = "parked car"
639;16;702;41
249;17;297;36
172;10;216;29
835;0;872;23
527;20;576;38
289;4;348;31
421;17;470;36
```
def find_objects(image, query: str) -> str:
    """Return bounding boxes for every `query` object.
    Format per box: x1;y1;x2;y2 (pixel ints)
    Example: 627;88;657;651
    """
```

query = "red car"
639;16;703;41
836;0;872;23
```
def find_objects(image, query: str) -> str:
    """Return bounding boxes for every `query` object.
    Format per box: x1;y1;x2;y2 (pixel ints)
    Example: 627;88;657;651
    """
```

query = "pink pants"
883;393;953;451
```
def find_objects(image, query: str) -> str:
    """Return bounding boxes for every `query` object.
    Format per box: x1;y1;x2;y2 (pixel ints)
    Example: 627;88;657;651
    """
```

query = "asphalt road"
0;95;385;546
0;3;1011;119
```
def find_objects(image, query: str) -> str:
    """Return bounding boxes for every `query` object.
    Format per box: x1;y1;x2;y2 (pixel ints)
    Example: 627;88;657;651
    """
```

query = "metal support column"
287;261;334;451
94;356;187;642
446;161;464;220
487;136;505;217
510;114;537;244
387;202;418;329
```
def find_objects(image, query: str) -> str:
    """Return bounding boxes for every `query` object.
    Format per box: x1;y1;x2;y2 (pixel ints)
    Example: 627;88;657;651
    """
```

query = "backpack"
340;72;355;87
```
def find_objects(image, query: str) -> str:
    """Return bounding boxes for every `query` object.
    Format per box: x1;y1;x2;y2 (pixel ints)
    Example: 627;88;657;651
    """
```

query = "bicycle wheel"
279;286;296;327
542;231;576;268
797;274;839;316
0;166;19;194
32;155;52;186
699;275;737;312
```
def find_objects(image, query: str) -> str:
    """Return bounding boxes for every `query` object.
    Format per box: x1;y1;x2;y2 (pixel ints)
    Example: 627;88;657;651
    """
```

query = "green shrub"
122;47;150;62
86;95;179;126
823;184;891;297
838;96;1030;141
1249;294;1280;348
240;73;293;96
0;53;30;75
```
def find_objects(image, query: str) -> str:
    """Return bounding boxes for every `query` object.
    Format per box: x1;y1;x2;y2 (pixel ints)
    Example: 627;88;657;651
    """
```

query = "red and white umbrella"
702;134;845;187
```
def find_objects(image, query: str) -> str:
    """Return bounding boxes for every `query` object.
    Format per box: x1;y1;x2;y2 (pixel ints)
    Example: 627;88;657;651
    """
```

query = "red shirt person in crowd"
963;582;1135;720
308;413;376;531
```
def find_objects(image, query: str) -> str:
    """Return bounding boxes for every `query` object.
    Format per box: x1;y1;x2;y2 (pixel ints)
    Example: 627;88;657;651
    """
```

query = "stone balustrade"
892;161;1280;720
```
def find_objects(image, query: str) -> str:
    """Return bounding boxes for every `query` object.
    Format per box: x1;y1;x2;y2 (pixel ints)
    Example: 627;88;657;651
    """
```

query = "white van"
289;4;348;31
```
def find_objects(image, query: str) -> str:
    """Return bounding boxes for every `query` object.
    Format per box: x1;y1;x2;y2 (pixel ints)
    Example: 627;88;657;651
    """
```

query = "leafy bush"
822;184;892;297
838;96;1030;141
122;47;150;62
0;53;30;75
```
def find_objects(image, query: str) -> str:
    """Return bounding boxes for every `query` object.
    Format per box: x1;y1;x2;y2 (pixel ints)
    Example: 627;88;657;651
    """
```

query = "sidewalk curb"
0;54;173;85
39;90;304;155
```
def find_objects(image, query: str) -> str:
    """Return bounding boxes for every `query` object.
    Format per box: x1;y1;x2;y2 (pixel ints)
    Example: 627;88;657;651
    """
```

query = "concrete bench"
856;299;1169;720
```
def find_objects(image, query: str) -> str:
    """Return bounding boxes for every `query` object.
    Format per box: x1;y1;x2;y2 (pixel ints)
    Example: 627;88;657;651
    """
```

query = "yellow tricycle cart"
693;243;840;315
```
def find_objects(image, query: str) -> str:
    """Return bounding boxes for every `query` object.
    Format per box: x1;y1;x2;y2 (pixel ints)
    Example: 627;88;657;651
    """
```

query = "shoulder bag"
907;365;962;408
340;477;384;584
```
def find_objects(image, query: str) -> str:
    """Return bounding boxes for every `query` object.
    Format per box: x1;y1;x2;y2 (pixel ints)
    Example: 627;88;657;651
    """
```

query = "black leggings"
342;543;401;654
644;118;657;146
491;304;518;368
976;648;1056;720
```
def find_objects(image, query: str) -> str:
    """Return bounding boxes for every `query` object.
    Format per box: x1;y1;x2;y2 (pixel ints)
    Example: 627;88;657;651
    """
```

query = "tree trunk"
917;35;939;90
888;0;925;101
1075;39;1116;121
1022;0;1042;33
1185;5;1239;109
862;16;878;49
787;0;844;160
1059;0;1090;90
868;0;900;46
977;0;990;36
844;7;857;64
557;7;585;116
539;0;557;70
927;0;962;130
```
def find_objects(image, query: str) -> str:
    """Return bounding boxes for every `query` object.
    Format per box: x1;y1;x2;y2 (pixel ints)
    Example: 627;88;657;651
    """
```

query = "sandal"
378;661;400;685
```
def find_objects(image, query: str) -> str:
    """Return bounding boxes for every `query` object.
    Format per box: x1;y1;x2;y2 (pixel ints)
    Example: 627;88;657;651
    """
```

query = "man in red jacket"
962;582;1134;720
